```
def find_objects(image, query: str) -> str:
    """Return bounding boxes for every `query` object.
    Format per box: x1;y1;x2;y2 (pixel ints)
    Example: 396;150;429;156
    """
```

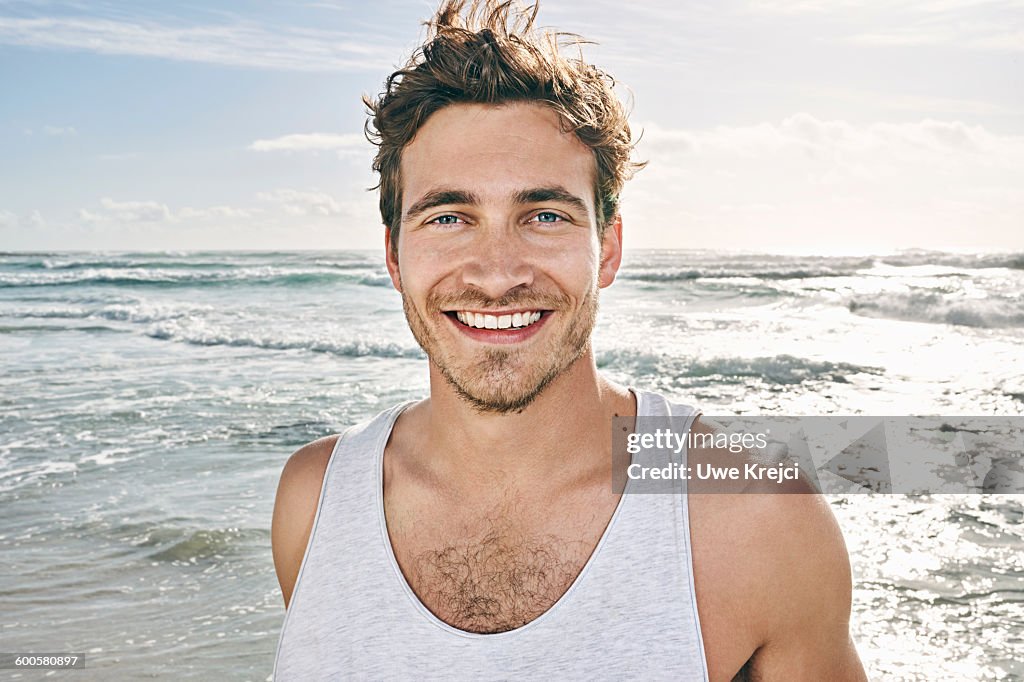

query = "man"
271;1;867;679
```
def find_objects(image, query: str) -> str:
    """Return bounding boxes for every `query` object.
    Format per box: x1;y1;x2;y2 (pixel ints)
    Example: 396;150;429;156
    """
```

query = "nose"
460;226;535;301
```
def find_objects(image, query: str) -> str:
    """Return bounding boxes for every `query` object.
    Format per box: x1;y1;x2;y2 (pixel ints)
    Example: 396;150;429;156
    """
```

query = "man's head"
365;1;642;414
364;0;643;253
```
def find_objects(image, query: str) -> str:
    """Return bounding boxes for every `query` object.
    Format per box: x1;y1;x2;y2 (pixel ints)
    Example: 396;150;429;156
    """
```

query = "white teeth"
454;310;544;329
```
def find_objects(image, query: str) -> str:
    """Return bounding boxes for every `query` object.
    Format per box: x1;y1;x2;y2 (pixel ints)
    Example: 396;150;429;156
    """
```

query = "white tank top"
273;389;708;680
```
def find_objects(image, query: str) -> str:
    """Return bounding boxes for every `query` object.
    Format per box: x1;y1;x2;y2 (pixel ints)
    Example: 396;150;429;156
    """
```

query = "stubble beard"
401;282;599;414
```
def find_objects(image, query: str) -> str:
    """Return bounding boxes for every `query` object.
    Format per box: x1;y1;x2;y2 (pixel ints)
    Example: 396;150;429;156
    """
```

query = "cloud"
0;209;18;229
73;190;369;232
796;87;1017;117
79;199;173;225
177;205;253;220
0;15;397;71
26;210;45;228
248;132;365;153
847;23;1024;51
257;189;344;216
97;152;139;161
42;125;76;136
98;197;172;223
641;113;1023;164
746;0;1024;14
78;198;253;225
304;2;347;11
744;0;1024;51
625;113;1024;251
61;188;381;248
0;209;47;230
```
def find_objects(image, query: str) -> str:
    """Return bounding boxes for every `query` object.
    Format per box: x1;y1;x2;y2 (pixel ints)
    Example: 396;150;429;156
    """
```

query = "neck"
411;349;635;495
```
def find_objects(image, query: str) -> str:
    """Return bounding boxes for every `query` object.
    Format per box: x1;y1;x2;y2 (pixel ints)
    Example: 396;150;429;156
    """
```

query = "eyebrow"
403;190;480;224
512;187;589;217
402;186;590;224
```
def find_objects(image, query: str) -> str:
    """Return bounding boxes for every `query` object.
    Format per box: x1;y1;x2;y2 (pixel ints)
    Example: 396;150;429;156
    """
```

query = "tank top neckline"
373;388;653;640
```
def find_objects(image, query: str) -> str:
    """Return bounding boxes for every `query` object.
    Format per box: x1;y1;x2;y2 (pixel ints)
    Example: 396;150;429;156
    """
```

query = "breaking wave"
145;325;424;359
847;292;1024;328
598;350;883;386
0;266;391;289
146;527;269;564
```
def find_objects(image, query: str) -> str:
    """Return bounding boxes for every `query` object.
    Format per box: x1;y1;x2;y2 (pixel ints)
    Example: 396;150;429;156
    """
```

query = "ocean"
1;249;1022;680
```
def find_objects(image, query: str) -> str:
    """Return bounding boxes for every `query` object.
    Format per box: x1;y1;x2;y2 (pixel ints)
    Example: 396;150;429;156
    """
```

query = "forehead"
400;102;596;209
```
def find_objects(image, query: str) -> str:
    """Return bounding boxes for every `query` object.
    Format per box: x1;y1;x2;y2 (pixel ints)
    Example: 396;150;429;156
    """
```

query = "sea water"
1;250;1021;680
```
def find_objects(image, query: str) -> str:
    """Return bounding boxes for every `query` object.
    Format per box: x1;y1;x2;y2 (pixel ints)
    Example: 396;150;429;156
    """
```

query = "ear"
597;214;623;288
384;226;402;292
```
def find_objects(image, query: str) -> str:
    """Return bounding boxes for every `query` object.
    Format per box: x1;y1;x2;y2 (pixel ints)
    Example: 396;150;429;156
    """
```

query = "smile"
442;309;552;344
454;311;543;330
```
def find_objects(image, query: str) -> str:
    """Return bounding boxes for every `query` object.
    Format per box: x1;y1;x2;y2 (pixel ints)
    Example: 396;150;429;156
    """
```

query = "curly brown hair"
363;0;645;252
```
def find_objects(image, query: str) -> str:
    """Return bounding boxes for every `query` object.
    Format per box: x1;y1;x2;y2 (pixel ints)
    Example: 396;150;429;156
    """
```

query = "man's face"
386;102;622;413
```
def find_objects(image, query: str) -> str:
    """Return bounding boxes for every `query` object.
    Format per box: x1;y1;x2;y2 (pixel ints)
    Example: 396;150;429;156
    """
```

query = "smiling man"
271;2;866;680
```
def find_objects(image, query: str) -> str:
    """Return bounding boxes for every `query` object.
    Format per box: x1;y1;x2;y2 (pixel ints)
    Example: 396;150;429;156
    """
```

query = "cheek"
398;243;452;294
543;241;600;286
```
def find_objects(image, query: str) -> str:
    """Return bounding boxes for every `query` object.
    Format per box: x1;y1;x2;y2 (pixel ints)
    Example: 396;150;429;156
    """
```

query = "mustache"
427;286;571;311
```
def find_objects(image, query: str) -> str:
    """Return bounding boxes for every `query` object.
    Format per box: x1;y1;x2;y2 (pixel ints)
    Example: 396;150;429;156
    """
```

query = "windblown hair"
363;0;644;249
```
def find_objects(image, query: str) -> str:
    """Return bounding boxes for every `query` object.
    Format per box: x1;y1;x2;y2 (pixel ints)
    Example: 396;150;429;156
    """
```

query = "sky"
0;0;1022;253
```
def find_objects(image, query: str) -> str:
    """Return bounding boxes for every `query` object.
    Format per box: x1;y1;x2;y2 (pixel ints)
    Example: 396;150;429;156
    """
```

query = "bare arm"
686;416;866;680
270;435;338;609
745;492;867;680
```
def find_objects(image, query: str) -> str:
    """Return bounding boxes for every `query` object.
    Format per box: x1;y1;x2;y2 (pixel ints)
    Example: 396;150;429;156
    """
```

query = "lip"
443;310;551;344
445;308;542;316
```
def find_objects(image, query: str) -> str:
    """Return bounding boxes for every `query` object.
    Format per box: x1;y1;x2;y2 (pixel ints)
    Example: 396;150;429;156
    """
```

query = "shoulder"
278;435;340;489
725;491;862;679
271;435;341;609
687;416;864;679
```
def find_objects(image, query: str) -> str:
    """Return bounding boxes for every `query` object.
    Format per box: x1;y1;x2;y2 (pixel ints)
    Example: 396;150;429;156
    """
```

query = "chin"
439;363;556;415
453;385;548;415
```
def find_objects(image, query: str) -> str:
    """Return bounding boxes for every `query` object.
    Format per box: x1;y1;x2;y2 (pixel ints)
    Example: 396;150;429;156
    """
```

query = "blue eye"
534;212;562;223
430;215;461;225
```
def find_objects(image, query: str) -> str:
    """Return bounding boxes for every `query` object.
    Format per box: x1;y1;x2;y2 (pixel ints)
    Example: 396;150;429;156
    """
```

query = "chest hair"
400;518;597;634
